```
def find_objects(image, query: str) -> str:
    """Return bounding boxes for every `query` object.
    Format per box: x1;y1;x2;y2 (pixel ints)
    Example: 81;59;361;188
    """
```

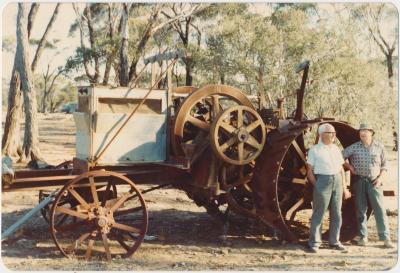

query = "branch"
85;4;100;82
31;3;60;73
27;3;39;39
149;4;201;36
190;22;201;47
72;3;94;82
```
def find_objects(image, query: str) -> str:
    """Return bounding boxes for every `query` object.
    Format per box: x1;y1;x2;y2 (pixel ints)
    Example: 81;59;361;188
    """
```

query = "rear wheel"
50;170;148;260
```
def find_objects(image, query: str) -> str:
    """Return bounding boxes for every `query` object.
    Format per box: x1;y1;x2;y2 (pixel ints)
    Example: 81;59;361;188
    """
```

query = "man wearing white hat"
306;123;351;253
343;123;393;248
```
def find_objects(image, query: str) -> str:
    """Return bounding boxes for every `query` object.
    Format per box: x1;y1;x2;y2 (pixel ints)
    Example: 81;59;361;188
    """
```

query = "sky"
1;1;398;87
1;2;80;83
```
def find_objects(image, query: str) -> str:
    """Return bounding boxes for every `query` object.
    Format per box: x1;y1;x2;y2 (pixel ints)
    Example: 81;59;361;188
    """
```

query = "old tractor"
2;54;367;260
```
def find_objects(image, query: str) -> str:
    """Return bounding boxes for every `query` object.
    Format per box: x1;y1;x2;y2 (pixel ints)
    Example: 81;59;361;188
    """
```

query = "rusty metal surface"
50;170;148;260
252;119;365;242
3;161;189;192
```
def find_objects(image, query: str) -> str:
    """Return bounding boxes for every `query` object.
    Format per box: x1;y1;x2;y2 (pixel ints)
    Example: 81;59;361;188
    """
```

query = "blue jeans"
309;174;343;248
353;176;390;241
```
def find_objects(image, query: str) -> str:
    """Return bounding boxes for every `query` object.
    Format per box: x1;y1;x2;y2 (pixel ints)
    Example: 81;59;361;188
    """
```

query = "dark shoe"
330;244;348;252
306;246;319;253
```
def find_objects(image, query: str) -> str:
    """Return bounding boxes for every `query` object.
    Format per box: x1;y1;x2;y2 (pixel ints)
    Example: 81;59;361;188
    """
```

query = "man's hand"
343;162;357;175
372;177;382;188
343;189;352;200
348;165;356;175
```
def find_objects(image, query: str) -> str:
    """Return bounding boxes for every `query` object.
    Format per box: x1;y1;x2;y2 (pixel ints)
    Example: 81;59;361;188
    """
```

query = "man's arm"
373;146;388;187
341;167;351;199
306;163;317;186
343;162;356;175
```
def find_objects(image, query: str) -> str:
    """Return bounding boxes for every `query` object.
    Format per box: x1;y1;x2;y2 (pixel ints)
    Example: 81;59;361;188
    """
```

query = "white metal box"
73;86;168;164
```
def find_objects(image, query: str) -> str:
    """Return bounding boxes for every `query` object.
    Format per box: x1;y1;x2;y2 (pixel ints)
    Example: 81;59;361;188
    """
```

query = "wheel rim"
50;170;148;260
172;84;254;158
210;105;266;165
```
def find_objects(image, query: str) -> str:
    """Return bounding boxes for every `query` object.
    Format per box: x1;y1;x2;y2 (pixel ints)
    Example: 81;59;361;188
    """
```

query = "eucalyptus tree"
2;3;61;161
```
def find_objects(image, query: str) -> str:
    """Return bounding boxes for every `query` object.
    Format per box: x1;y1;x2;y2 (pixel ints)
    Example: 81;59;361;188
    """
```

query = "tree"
68;3;204;87
161;3;206;86
2;3;61;161
40;64;65;113
351;3;398;89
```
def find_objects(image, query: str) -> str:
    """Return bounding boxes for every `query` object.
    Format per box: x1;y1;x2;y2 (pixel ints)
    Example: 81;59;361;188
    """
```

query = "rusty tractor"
2;55;383;261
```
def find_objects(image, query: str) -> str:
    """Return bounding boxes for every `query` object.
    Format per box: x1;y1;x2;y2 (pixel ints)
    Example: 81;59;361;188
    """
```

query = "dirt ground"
1;113;399;271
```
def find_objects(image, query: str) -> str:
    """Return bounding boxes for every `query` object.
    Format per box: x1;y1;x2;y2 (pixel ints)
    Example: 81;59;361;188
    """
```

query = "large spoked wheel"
210;105;266;165
50;170;148;261
172;85;256;215
172;84;254;158
252;120;366;242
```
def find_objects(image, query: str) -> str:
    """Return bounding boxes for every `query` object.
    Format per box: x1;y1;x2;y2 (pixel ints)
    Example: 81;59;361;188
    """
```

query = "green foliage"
2;36;16;53
29;38;58;49
26;3;397;144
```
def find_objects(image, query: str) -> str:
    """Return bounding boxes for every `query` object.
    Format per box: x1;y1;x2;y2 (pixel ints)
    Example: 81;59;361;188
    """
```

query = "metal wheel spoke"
112;222;141;233
245;135;262;150
238;142;244;161
115;234;130;251
85;238;95;260
101;233;112;261
65;232;91;254
54;213;72;227
211;95;220;118
286;197;304;221
187;115;210;131
246;120;262;133
291;140;307;164
237;108;243;127
55;207;89;220
220;137;236;152
68;189;90;209
109;192;134;213
89;176;100;207
219;122;236;134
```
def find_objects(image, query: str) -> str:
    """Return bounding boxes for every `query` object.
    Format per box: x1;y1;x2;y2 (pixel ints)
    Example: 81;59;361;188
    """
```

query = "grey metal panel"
93;113;167;164
74;86;168;164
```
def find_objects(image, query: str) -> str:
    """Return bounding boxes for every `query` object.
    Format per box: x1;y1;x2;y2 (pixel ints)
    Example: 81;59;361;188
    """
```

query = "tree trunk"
127;6;160;84
386;53;394;89
185;62;193;86
41;76;48;113
27;3;39;38
257;65;267;109
119;3;130;86
85;4;100;83
31;3;60;73
2;69;23;157
17;3;41;161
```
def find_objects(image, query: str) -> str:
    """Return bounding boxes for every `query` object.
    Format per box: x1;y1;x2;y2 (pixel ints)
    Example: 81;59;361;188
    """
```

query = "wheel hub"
236;127;249;143
97;216;108;227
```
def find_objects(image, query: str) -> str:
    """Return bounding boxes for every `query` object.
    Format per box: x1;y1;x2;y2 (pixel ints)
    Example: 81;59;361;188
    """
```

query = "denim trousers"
309;174;343;248
353;176;390;241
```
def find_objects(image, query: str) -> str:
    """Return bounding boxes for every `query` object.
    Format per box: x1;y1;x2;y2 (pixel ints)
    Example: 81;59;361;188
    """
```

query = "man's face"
360;129;373;143
320;130;336;144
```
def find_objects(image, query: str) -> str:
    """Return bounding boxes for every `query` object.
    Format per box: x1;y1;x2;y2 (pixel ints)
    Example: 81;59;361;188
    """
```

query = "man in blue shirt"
343;123;393;248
